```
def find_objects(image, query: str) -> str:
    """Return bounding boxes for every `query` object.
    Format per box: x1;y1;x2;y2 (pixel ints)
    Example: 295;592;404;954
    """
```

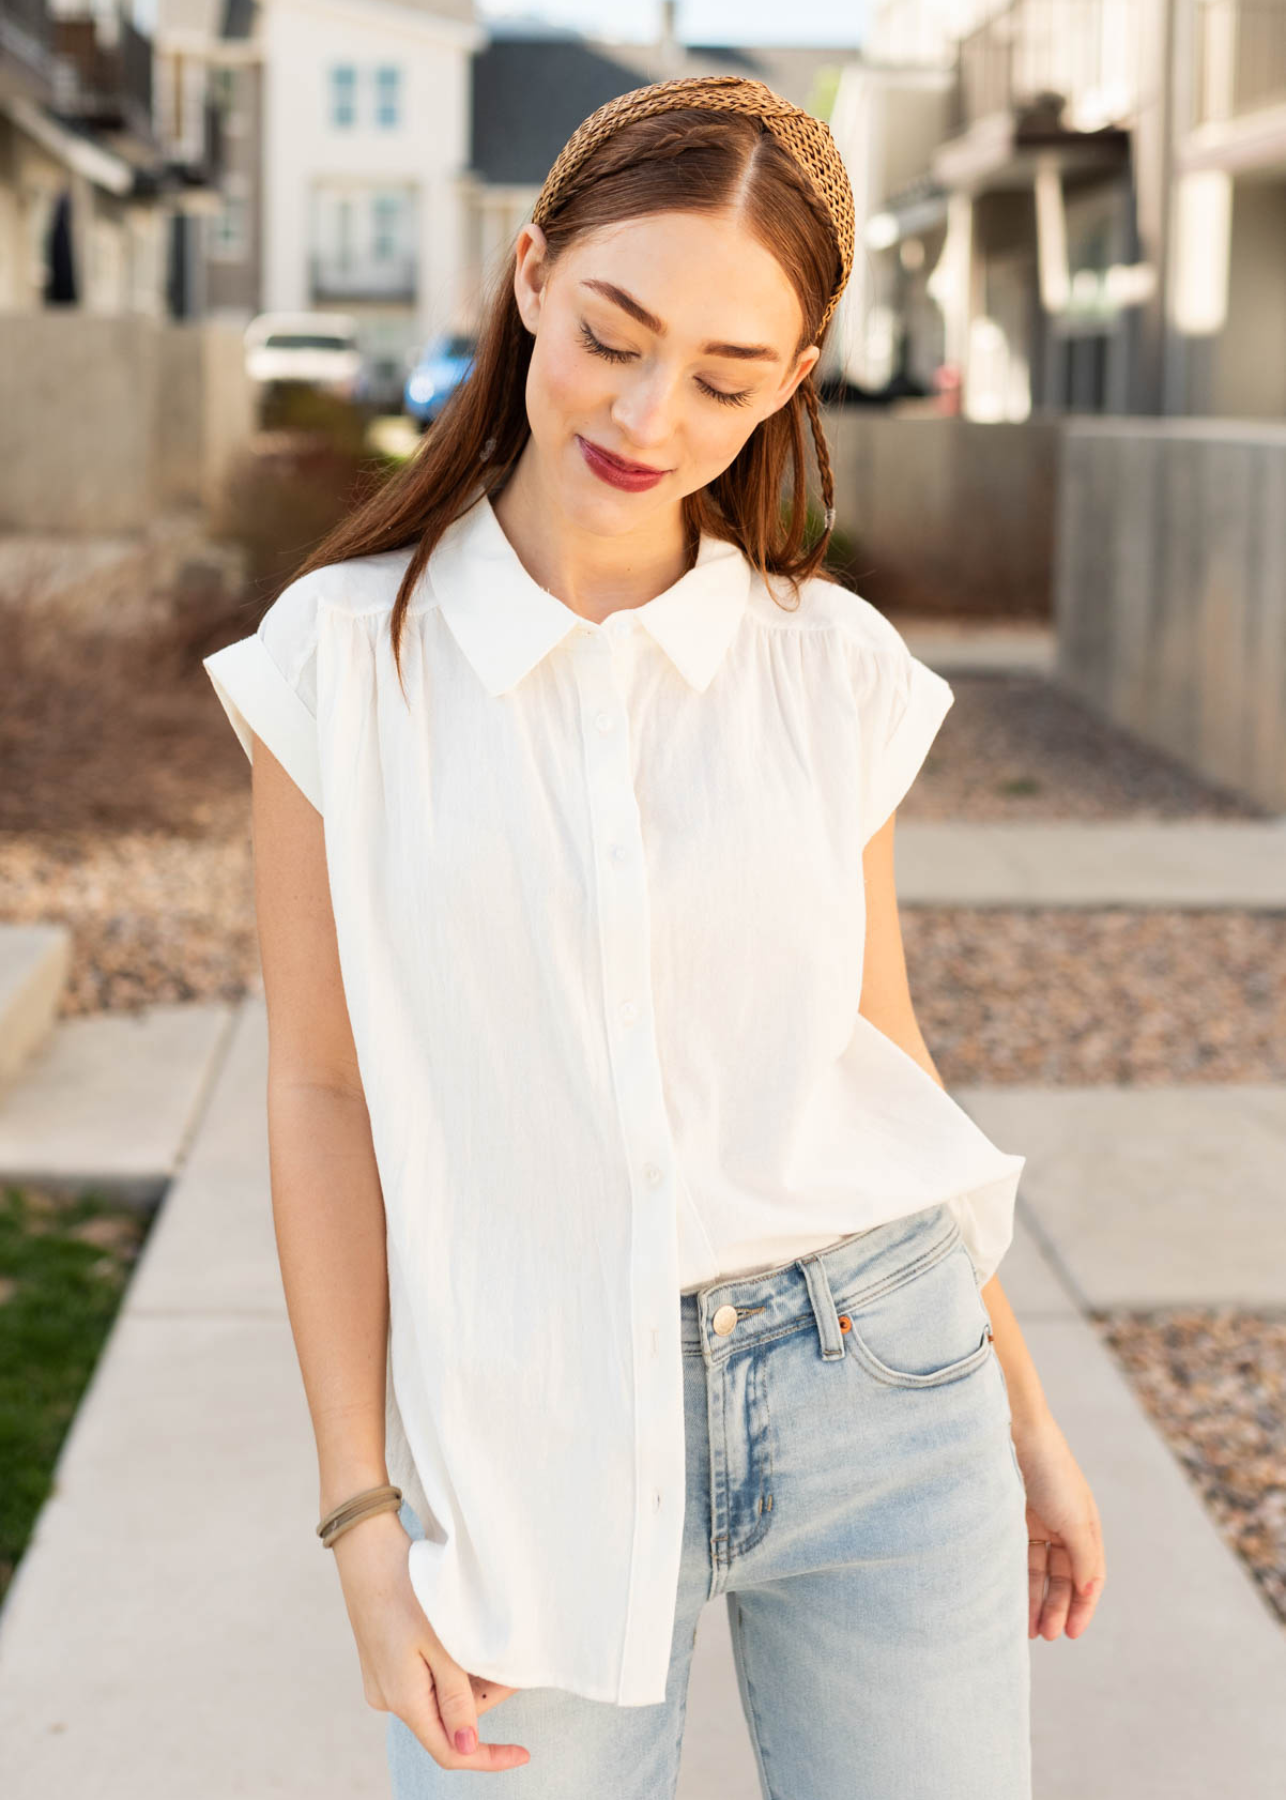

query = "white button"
619;1000;638;1025
594;711;614;733
610;842;627;863
575;625;594;639
642;1162;663;1186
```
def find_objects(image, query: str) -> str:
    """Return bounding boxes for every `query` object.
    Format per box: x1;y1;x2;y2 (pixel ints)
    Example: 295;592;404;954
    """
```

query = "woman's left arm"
860;812;1107;1640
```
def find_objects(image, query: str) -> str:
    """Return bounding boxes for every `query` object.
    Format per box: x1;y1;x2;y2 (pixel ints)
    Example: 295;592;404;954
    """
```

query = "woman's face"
512;209;822;528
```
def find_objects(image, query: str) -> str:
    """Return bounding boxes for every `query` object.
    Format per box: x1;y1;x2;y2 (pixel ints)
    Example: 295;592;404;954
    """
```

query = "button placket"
571;627;685;1701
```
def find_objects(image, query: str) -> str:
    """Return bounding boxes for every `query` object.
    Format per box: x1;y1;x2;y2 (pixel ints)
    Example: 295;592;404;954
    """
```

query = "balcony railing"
162;93;224;182
0;0;58;101
309;254;418;303
1195;1;1286;123
50;13;153;141
949;0;1144;137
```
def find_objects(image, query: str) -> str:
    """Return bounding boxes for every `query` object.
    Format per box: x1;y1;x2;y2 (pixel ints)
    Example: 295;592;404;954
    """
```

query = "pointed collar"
427;485;752;696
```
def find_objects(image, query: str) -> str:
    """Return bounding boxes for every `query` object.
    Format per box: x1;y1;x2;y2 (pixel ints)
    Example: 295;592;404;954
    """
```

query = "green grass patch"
0;1184;151;1602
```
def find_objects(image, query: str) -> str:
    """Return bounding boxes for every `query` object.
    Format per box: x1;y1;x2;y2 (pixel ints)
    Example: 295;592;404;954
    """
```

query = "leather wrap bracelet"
317;1483;403;1548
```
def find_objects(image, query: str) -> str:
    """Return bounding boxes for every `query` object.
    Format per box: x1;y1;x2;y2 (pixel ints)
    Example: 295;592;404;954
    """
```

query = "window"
209;186;247;259
336;197;354;270
375;65;401;128
330;65;356;128
372;192;403;260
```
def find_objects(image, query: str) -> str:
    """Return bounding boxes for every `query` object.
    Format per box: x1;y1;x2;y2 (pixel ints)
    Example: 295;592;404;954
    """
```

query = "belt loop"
799;1254;845;1361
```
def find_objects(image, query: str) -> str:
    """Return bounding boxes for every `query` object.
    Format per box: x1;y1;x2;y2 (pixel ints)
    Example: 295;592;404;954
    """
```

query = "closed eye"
577;321;753;409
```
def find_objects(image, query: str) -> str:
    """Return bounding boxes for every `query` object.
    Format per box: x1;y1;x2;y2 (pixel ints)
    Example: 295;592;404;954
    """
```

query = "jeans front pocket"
839;1234;995;1389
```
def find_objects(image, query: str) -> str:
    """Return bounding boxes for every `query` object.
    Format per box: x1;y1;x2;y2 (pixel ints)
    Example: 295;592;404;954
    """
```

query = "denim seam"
671;1622;697;1788
844;1319;995;1389
730;1591;780;1800
726;1351;774;1565
828;1223;964;1316
992;1345;1028;1500
711;1360;732;1570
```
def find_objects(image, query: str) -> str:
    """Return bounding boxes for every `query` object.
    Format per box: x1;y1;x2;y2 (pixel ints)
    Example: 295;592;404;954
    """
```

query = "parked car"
403;331;477;430
244;311;364;400
354;353;411;414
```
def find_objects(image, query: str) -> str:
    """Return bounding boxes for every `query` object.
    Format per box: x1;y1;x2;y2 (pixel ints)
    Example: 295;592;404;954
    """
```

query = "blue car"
404;331;477;430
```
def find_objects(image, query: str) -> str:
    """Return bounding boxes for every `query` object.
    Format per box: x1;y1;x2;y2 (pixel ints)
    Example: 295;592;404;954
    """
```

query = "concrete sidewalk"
895;817;1286;908
0;998;390;1797
3;988;1286;1796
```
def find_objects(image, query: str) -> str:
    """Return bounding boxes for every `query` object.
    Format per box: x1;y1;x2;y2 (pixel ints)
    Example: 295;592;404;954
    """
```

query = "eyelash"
577;321;754;409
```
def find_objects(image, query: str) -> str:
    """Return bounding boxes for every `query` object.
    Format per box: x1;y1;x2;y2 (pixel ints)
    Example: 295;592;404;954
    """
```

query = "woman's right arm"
249;734;531;1774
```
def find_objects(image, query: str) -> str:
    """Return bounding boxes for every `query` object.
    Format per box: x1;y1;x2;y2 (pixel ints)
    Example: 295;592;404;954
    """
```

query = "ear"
512;224;550;336
766;343;822;417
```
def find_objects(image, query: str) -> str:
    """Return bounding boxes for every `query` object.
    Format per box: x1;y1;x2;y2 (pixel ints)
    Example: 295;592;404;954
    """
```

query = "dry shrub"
207;429;401;608
0;418;405;836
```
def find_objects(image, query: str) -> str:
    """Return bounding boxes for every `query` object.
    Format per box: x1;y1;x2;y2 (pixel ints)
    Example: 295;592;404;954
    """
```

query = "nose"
609;369;677;452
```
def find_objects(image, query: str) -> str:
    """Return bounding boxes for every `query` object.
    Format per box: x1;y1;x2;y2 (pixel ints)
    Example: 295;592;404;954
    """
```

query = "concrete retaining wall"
1055;418;1286;813
826;409;1059;618
0;315;254;532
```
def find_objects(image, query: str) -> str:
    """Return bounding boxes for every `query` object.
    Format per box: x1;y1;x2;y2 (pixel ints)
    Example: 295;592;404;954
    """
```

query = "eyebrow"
579;279;781;362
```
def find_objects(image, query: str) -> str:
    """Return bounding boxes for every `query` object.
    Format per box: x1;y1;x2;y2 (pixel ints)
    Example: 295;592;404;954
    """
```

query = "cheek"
529;331;609;425
690;409;760;479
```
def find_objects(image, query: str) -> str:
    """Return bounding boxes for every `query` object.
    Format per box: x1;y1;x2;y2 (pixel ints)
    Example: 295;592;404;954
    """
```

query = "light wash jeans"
387;1199;1032;1798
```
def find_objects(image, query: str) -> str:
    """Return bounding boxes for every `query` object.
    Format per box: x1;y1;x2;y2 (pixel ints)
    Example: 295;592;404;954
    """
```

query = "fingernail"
456;1727;477;1754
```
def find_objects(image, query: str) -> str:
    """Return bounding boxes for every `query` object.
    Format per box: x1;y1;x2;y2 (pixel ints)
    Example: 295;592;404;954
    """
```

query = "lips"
577;435;670;492
585;440;666;475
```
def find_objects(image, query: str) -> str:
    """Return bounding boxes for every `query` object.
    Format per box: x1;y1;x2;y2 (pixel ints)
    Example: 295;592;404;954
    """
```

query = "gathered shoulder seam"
744;607;911;689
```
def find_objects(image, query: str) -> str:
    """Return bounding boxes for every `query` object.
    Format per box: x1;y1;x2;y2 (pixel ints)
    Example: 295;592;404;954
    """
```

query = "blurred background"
1;2;1284;1794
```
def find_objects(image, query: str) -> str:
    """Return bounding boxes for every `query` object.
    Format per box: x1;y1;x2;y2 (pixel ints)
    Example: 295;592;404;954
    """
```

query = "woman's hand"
331;1510;532;1772
1012;1410;1107;1641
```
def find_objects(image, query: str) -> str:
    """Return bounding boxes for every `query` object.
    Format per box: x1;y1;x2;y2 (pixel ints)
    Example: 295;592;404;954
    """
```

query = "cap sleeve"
834;593;954;846
202;573;324;813
864;647;954;843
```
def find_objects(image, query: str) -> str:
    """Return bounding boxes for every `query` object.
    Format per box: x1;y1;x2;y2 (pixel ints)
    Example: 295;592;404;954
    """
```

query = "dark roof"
220;0;256;40
471;39;660;186
470;35;857;188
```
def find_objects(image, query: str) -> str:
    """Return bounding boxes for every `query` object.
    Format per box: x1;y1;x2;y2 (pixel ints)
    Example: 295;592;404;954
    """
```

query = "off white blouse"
203;483;1025;1707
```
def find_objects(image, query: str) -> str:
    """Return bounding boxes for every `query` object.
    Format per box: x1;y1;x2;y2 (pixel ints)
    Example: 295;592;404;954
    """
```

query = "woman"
204;75;1105;1798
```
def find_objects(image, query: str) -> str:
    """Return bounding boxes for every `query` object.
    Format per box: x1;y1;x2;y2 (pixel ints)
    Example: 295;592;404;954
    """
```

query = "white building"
258;0;481;396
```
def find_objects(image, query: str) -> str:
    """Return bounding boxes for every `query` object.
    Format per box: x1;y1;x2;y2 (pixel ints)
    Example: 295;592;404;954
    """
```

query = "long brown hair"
285;106;846;687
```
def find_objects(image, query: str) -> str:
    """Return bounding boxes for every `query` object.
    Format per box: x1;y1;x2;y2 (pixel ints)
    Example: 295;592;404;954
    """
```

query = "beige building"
0;0;225;315
830;0;1286;421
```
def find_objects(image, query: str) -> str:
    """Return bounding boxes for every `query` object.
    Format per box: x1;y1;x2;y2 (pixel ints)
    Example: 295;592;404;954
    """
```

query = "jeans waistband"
679;1201;964;1364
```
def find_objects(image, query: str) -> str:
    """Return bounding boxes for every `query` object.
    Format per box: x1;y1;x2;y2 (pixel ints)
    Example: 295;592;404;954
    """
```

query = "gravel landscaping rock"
910;670;1269;823
903;907;1286;1085
1098;1308;1286;1634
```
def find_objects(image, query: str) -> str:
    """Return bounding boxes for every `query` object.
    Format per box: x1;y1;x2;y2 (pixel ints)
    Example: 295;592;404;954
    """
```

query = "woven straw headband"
530;74;855;340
